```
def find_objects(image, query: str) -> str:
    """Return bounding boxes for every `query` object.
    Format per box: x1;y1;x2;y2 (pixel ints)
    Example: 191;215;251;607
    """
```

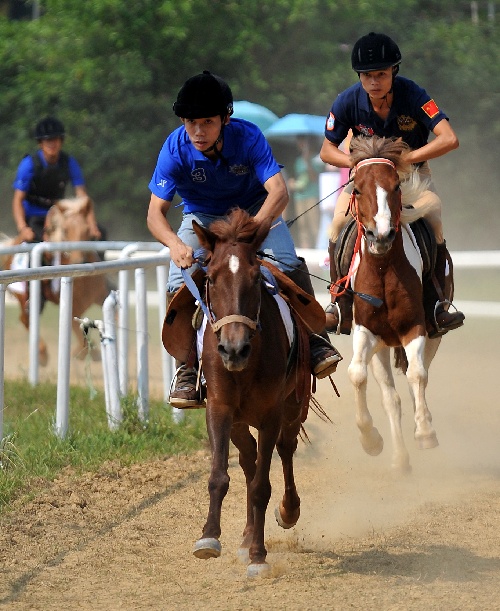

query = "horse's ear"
254;216;274;249
193;219;216;253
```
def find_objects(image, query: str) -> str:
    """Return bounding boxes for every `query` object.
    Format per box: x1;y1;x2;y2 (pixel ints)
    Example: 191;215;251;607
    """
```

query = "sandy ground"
1;308;499;610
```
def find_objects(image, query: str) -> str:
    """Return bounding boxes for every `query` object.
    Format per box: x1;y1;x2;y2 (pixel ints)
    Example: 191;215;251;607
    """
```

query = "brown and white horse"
1;196;109;365
346;136;441;474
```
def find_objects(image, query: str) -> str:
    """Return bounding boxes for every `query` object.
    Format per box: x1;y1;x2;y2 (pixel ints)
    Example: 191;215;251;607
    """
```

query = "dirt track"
1;312;499;610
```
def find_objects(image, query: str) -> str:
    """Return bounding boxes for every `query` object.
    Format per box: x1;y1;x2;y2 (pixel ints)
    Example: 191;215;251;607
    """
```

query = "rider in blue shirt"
12;116;101;243
320;32;465;338
147;71;342;408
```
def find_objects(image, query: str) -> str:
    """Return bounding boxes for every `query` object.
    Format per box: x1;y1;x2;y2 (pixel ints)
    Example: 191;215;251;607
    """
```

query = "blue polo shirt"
12;150;85;217
149;118;280;215
325;76;449;150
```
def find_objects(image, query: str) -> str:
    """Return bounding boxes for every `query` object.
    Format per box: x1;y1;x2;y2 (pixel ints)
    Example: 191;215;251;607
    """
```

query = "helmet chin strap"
201;121;228;164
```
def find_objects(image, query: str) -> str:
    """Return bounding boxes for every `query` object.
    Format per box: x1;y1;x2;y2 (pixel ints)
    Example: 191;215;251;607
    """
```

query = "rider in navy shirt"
320;32;464;338
147;71;341;408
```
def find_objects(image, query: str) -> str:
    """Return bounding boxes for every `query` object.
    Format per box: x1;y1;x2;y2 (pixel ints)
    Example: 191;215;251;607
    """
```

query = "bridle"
204;264;262;335
348;156;402;234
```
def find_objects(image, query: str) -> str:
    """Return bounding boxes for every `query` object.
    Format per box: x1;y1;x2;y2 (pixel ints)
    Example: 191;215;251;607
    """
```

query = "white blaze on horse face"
373;184;391;237
229;254;240;274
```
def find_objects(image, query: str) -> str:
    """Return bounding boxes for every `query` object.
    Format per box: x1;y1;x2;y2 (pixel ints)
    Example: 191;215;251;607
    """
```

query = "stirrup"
428;300;465;339
325;301;342;335
169;365;206;409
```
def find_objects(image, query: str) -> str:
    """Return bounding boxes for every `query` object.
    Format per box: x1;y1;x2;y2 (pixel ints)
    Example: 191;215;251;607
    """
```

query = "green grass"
0;380;207;512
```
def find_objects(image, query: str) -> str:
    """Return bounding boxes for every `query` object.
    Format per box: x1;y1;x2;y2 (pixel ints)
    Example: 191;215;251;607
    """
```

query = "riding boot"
324;239;353;335
165;290;205;408
425;241;465;339
285;259;342;379
169;360;205;408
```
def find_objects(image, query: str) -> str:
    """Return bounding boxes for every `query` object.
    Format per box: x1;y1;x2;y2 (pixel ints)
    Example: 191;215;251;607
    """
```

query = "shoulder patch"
326;112;335;131
422;99;439;119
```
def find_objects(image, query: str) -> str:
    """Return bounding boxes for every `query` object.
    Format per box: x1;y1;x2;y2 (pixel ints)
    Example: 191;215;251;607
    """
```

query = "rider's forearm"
320;139;352;168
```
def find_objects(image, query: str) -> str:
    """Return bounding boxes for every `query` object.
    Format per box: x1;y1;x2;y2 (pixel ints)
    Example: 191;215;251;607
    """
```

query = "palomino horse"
1;196;109;365
189;208;321;577
345;136;442;474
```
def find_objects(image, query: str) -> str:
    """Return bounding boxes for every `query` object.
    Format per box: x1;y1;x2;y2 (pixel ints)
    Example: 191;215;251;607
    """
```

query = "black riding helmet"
173;70;234;119
351;32;402;73
35;116;65;140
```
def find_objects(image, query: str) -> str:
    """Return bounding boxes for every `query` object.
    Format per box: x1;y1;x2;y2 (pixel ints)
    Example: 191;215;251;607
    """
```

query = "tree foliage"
0;0;498;246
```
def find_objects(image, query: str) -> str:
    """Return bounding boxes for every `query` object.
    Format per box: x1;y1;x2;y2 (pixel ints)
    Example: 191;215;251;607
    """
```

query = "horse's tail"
394;347;408;374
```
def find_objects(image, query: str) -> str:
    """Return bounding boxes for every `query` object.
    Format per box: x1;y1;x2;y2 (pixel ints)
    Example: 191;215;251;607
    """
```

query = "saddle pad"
408;217;436;277
335;216;436;278
258;259;326;334
8;250;30;295
162;268;205;362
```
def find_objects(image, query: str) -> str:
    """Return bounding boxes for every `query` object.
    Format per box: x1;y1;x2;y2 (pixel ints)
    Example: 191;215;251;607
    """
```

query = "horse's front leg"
193;405;233;560
17;292;48;367
370;348;411;474
274;399;301;529
230;422;257;563
348;326;384;456
246;419;281;578
404;337;439;449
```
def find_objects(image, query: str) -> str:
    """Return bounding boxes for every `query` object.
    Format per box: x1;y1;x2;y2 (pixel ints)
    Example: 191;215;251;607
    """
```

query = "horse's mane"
351;136;432;215
208;208;260;243
350;136;412;175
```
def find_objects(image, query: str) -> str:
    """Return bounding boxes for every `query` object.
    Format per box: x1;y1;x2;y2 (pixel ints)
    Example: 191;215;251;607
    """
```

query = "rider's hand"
18;226;34;242
170;241;195;269
89;224;101;239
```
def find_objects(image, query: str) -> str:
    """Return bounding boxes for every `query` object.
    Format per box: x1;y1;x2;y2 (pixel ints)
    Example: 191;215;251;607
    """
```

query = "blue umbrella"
232;101;279;132
264;113;326;139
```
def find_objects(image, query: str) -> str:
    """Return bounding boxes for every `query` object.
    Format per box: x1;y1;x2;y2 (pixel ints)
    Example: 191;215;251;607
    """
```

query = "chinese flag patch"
422;99;439;119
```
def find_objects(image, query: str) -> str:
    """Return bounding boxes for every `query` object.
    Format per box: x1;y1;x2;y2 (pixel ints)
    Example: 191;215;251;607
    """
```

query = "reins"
285;177;353;229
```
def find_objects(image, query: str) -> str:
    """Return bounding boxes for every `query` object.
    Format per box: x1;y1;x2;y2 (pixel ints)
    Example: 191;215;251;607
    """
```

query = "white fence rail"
0;244;499;441
0;243;175;440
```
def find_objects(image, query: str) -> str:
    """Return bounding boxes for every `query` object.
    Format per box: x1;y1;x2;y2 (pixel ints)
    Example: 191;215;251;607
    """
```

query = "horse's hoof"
274;503;299;529
237;547;250;564
247;562;271;578
39;352;49;367
416;432;439;450
360;427;384;456
193;537;221;559
391;461;412;476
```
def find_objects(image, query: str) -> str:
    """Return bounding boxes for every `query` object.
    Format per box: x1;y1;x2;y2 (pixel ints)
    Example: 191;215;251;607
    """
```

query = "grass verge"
0;380;207;512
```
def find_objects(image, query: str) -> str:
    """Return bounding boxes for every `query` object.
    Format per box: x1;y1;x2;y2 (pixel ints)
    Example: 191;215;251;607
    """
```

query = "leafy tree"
0;0;498;247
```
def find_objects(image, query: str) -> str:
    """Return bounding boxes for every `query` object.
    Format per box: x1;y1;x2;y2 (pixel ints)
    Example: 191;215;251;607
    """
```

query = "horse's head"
193;208;273;372
44;196;96;264
350;136;410;256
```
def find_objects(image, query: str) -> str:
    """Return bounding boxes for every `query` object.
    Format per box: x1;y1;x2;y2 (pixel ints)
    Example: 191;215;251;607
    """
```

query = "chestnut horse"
190;208;319;577
1;196;109;365
346;136;443;474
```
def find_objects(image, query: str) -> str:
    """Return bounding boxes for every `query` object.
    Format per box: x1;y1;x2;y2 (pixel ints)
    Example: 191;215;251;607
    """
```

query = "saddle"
333;215;437;279
161;264;326;363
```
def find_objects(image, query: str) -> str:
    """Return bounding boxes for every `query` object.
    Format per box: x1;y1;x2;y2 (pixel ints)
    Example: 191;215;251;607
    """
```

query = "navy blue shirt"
325;76;449;150
149;118;281;215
